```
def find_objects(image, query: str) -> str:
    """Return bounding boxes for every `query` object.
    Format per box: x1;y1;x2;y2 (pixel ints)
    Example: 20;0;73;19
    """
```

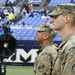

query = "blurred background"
0;0;74;75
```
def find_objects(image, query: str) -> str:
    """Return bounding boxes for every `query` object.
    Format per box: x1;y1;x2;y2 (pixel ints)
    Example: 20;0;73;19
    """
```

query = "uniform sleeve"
62;47;75;75
36;52;52;75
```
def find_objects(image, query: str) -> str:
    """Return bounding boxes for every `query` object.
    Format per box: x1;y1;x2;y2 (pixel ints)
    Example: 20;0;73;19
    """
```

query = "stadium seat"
48;0;71;6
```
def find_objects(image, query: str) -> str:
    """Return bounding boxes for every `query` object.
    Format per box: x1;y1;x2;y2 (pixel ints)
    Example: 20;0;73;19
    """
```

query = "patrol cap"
48;3;75;17
35;22;56;34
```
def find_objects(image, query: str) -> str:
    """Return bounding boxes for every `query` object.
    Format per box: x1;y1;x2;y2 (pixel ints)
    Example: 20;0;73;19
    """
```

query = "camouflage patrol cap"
48;3;75;17
35;22;56;34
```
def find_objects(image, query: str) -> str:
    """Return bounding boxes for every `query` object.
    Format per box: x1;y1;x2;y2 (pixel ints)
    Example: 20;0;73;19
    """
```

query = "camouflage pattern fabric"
52;34;75;75
34;43;57;75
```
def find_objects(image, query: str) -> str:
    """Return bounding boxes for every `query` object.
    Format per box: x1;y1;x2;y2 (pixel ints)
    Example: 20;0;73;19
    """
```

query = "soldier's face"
51;14;66;31
36;31;44;43
36;31;50;43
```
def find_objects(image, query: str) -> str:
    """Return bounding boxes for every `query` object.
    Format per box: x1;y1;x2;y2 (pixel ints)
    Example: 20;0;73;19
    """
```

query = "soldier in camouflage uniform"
48;3;75;75
34;22;57;75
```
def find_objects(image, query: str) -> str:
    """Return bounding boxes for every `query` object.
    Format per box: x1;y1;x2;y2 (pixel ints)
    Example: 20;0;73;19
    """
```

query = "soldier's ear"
65;15;70;23
44;34;48;39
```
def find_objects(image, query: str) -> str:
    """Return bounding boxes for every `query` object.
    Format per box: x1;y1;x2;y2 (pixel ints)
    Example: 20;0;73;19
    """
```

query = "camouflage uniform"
52;34;75;75
48;3;75;75
34;43;57;75
34;23;57;75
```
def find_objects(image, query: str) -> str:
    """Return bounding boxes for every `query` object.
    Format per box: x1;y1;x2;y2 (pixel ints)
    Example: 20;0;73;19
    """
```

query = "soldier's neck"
60;27;75;40
41;41;53;47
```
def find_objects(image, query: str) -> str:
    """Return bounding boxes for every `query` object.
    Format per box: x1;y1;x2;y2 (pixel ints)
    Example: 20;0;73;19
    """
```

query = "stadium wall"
3;40;41;66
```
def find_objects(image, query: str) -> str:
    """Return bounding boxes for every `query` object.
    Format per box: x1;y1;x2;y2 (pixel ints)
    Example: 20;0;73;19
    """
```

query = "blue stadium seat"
28;37;35;40
21;37;28;40
53;35;62;41
27;37;35;45
48;0;71;6
16;36;21;40
53;35;62;46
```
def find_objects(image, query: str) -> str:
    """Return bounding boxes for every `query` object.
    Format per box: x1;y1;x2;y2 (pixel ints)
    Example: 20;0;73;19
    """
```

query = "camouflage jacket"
52;34;75;75
34;43;57;75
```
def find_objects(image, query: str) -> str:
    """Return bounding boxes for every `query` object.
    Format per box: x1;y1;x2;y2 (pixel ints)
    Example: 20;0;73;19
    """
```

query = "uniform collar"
37;42;53;55
58;33;75;51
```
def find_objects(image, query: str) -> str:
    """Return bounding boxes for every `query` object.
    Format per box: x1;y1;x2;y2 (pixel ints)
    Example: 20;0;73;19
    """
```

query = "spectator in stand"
45;7;51;15
1;11;6;21
15;22;21;29
41;7;50;17
2;8;9;16
22;22;25;26
10;22;15;29
10;6;14;14
6;21;10;33
26;23;33;29
5;0;13;6
28;3;33;13
22;4;29;14
41;8;46;16
2;23;10;34
9;0;14;4
5;0;9;6
8;11;15;25
21;22;26;29
21;8;28;17
29;12;34;17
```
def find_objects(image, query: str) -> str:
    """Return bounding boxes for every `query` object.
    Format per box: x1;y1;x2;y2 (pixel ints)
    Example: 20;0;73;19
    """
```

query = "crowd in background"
0;0;52;34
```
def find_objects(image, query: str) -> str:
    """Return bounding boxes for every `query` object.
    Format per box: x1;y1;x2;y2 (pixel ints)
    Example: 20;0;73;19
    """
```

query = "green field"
6;66;34;75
